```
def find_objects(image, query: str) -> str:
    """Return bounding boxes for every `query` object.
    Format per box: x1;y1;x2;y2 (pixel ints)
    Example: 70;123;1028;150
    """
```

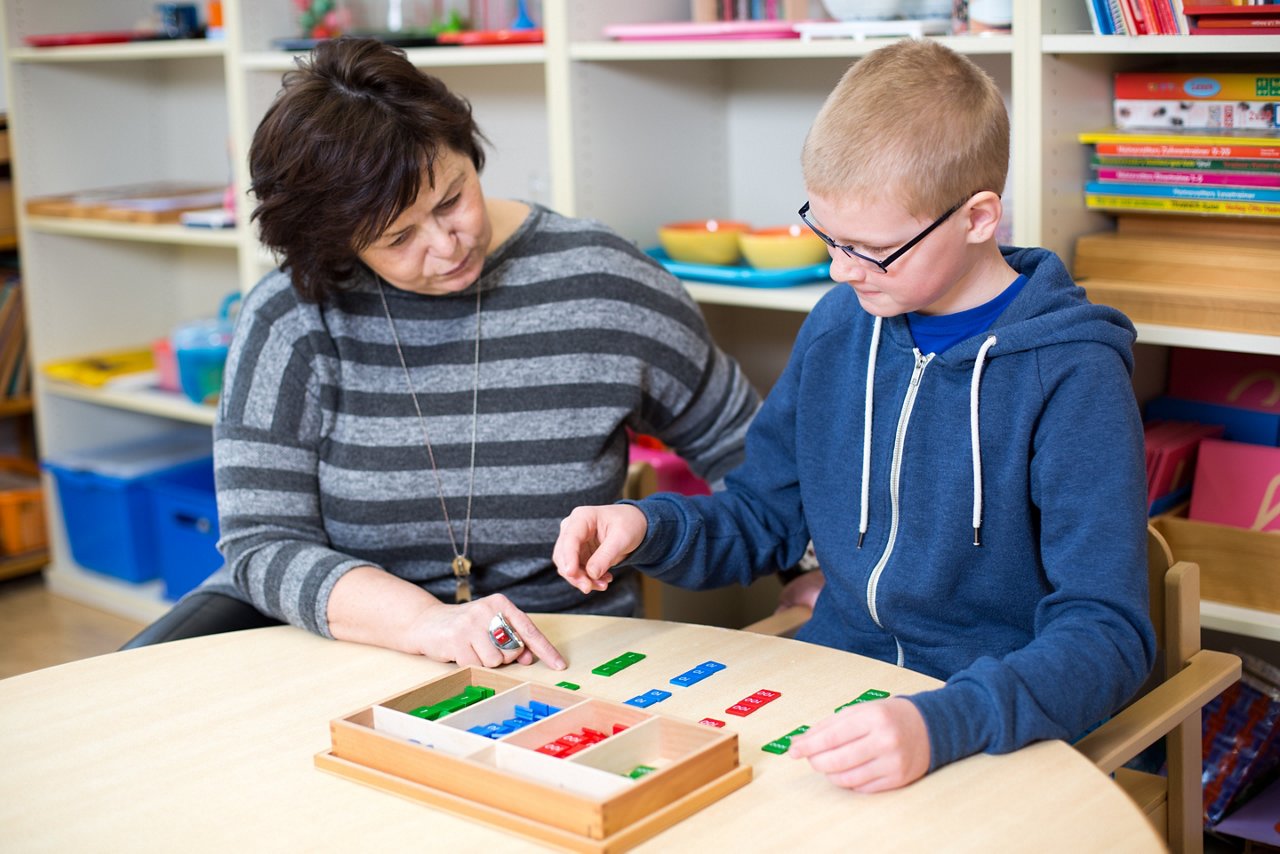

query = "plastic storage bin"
148;460;222;599
43;430;213;583
0;456;47;556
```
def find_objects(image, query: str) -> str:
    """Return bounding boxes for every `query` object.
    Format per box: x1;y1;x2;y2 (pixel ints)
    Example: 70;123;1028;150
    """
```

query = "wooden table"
0;615;1163;852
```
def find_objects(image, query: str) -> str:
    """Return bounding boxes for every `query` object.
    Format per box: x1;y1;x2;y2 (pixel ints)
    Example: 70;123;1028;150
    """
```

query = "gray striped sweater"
199;204;760;636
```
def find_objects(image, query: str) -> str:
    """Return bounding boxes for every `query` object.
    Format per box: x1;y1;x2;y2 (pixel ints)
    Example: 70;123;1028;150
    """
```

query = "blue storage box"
43;431;213;584
1145;396;1280;447
148;461;222;600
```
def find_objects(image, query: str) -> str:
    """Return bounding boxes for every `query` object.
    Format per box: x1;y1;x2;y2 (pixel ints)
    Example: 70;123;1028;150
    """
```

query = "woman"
122;38;758;668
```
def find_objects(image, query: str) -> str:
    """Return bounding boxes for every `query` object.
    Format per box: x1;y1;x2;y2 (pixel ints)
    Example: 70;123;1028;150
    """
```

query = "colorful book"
1114;72;1280;101
1082;128;1280;160
1095;141;1280;160
1094;167;1280;189
1093;155;1280;172
1085;180;1280;203
1085;194;1280;218
1114;100;1279;131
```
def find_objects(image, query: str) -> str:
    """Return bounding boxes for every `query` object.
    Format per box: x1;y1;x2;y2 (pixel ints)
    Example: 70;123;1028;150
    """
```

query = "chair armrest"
1074;649;1241;774
742;606;813;639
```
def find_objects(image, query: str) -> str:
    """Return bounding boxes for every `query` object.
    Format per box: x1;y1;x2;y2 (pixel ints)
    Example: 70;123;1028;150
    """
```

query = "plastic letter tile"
834;689;891;713
726;689;781;716
593;652;647;676
761;725;811;755
725;703;755;717
645;689;672;703
699;718;726;728
555;681;580;690
628;764;657;779
625;693;656;708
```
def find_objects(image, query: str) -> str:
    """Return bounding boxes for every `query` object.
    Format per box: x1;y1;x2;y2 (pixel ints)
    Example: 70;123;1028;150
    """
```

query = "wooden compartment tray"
316;667;752;852
1152;509;1280;613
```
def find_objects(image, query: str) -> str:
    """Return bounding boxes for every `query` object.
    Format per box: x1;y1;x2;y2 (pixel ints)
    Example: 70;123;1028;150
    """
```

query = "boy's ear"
963;191;1003;244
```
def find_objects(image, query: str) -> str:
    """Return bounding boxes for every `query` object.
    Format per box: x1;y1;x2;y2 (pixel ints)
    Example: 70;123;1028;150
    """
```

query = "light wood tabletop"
0;615;1163;852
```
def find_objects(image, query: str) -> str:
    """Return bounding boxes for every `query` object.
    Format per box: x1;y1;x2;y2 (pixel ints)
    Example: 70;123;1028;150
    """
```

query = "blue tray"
646;249;830;288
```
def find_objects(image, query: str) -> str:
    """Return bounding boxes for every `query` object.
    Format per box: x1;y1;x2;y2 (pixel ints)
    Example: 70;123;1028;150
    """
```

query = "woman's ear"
963;191;1004;244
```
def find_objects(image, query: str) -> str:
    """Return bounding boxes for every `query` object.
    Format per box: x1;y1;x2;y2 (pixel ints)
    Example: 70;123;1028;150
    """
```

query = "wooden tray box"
317;667;751;852
1153;508;1280;613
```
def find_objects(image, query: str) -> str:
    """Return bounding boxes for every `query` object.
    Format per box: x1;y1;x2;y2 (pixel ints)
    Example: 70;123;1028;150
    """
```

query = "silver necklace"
376;276;482;603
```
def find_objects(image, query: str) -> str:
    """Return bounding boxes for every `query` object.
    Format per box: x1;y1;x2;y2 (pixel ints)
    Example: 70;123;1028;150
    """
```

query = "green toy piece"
409;684;495;720
834;688;890;713
761;725;810;755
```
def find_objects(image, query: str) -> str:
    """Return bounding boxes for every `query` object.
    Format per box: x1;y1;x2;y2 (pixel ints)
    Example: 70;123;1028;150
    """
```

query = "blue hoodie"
627;247;1156;771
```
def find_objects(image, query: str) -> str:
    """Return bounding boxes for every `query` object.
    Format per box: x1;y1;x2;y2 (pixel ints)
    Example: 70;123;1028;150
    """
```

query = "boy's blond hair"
802;39;1009;219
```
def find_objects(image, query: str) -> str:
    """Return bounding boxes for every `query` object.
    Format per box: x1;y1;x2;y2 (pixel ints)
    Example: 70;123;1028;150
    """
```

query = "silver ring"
488;612;524;651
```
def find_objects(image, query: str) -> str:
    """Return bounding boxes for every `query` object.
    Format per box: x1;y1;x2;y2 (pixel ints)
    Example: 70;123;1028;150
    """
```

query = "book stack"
1080;72;1280;219
0;274;30;402
1184;1;1280;35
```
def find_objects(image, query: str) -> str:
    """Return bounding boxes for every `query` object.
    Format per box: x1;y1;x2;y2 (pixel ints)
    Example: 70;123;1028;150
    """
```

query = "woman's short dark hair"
249;37;487;302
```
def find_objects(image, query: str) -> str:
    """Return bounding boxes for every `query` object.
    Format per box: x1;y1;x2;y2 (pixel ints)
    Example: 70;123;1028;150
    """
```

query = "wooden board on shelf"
1080;276;1280;337
1073;232;1280;290
1116;214;1280;243
319;667;751;853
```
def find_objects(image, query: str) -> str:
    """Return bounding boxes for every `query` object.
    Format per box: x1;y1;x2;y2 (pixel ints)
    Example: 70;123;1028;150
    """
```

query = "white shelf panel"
26;217;240;248
571;34;1013;62
1202;600;1280;644
45;381;217;426
1134;324;1280;357
684;281;832;313
1042;34;1280;54
241;45;547;71
44;560;172;625
9;40;227;63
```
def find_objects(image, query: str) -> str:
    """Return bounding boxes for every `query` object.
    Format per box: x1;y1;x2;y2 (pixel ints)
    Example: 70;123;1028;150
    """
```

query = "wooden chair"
743;526;1242;854
1074;526;1241;854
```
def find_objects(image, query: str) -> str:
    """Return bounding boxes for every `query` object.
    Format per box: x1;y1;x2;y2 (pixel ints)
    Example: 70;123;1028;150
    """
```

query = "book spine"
1114;100;1280;131
1114;72;1280;101
1106;0;1130;33
1085;180;1280;202
1093;142;1280;160
1085;194;1280;218
1095;167;1280;188
1094;154;1280;171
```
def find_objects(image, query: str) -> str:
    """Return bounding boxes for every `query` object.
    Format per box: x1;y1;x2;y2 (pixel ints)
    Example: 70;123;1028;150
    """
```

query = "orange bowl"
739;224;828;269
658;219;751;266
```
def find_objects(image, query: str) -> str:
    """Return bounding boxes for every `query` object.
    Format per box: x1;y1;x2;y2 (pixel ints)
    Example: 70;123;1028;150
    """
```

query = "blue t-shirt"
907;275;1028;355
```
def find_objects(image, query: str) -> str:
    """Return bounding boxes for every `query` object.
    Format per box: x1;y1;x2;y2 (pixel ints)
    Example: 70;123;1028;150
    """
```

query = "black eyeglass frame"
798;198;968;274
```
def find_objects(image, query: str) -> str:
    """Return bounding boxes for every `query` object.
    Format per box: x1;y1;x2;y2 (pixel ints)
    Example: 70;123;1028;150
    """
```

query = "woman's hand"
407;594;567;670
787;697;931;792
553;504;648;594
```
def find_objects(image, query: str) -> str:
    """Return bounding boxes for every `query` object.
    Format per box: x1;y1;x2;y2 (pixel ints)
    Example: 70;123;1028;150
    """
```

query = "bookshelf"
2;0;1277;638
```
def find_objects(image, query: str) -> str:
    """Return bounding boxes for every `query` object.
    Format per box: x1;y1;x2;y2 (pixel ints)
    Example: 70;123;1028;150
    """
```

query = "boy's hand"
553;504;648;594
788;697;931;792
777;569;825;612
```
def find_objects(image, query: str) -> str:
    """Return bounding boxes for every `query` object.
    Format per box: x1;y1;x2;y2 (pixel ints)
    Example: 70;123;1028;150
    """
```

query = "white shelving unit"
3;0;1277;637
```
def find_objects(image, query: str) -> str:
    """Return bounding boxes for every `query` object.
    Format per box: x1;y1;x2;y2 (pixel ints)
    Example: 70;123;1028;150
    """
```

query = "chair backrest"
1075;524;1242;854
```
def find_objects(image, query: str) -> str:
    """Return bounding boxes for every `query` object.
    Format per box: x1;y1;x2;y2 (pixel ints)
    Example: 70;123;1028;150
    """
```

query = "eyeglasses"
798;198;968;274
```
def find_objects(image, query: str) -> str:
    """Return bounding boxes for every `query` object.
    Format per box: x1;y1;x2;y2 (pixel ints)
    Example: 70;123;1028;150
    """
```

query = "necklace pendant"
455;577;472;604
452;555;472;578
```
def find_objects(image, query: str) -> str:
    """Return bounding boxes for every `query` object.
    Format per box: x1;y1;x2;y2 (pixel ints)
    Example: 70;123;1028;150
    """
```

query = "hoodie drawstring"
970;335;998;546
857;316;882;549
857;325;997;548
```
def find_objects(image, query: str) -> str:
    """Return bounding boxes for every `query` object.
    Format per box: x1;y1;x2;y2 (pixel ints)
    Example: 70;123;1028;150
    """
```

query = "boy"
553;39;1155;792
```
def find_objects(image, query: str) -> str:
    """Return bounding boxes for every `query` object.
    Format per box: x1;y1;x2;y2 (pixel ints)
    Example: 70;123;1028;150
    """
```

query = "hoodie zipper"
866;349;933;667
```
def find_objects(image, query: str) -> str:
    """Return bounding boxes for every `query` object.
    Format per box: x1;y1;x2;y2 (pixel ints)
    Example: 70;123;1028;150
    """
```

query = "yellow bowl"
658;219;751;266
739;225;829;269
